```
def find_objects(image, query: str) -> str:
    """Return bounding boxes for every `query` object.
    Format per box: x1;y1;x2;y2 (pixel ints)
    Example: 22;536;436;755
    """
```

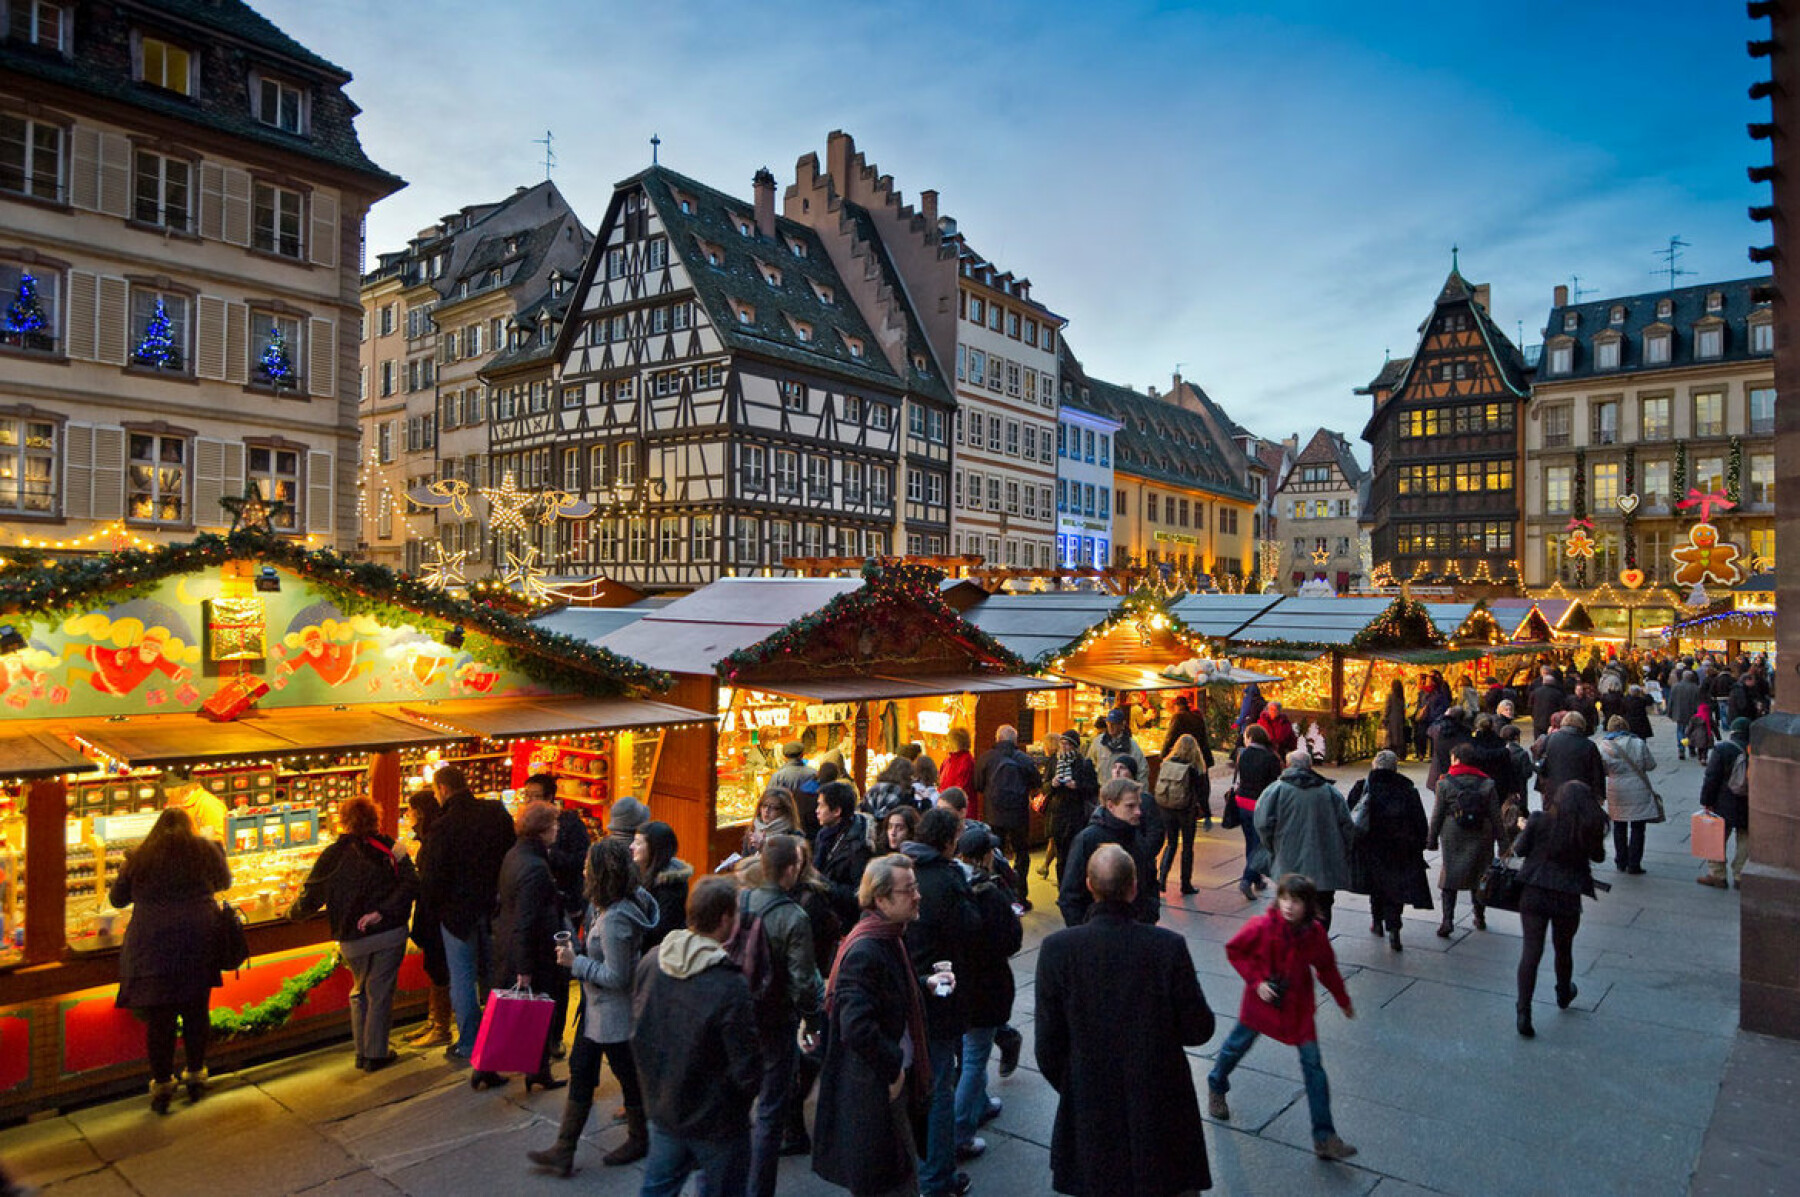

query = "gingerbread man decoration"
1671;523;1745;588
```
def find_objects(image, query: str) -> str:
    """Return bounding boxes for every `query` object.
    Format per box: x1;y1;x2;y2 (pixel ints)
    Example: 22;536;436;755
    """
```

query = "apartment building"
1055;402;1121;568
1274;428;1365;592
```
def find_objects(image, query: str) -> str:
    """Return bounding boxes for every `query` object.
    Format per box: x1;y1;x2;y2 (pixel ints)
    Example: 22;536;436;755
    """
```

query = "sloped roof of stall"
1223;596;1430;649
1168;593;1287;639
594;578;866;676
959;592;1126;666
532;600;667;643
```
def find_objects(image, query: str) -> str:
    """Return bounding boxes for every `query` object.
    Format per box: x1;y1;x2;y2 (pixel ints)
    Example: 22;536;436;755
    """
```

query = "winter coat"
1348;770;1433;909
1233;743;1282;812
1087;730;1147;784
1622;693;1655;740
1567;694;1602;738
972;742;1044;827
812;927;918;1194
1044;752;1100;836
1515;806;1607;898
1426;718;1473;791
416;788;514;938
644;860;693;949
572;886;659;1044
110;837;231;1008
1160;709;1215;763
1255;709;1299;759
897;843;979;1039
938;750;975;796
290;833;417;946
815;814;874;923
546;807;591;920
1506;743;1535;806
1383;690;1410;753
1700;735;1751;829
1466;729;1517;801
1536;727;1607;799
1253;768;1355;891
491;837;559;992
771;760;820;803
1428;765;1503;891
1059;806;1160;927
1598;732;1660;823
630;930;760;1141
960;867;1023;1029
1665;679;1702;730
1530;682;1567;738
744;882;824;1028
1035;902;1214;1197
1225;906;1350;1046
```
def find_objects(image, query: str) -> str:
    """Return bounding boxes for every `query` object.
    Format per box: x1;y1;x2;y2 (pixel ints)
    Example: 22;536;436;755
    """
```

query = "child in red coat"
1206;874;1359;1161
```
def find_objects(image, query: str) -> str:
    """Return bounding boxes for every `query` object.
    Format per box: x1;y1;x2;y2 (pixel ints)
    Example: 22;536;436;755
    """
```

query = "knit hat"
957;824;998;859
781;741;805;759
608;796;651;836
1730;717;1752;736
1061;730;1082;748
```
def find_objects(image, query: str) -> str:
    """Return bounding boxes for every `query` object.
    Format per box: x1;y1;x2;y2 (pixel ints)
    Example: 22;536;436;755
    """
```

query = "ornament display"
134;297;181;370
1676;488;1735;524
482;471;534;535
258;325;296;389
501;543;551;601
221;484;290;535
1616;494;1640;515
405;473;595;534
419;543;468;591
1670;522;1744;588
1619;568;1646;589
1563;517;1596;560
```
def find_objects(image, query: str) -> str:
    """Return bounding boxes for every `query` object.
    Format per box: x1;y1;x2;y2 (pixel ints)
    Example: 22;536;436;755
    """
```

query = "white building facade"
1055;404;1120;568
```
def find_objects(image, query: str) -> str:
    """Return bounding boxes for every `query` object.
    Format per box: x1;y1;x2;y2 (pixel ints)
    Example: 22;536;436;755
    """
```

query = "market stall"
0;532;697;1118
591;561;1065;864
1663;576;1777;658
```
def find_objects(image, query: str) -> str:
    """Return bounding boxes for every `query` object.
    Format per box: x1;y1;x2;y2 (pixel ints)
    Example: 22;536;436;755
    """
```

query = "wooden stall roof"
399;696;710;738
959;592;1125;665
1224;596;1406;649
594;578;864;676
67;705;463;767
0;729;97;779
1059;663;1192;692
1167;592;1287;639
532;601;666;644
743;672;1068;703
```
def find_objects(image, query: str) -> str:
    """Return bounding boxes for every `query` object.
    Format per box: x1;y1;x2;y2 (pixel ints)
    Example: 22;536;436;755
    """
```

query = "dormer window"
1562;312;1579;333
10;2;69;53
254;75;306;134
1644;330;1672;364
785;237;807;259
1751;316;1774;353
1706;291;1724;313
672;189;694;214
1594;337;1620;371
731;301;754;326
1657;298;1674;319
757;261;781;287
1609;305;1625;326
844;335;864;359
788;317;813;343
912;353;928;374
1695;324;1723;359
735;216;753;237
809;280;834;305
1547;343;1572;374
137;35;193;96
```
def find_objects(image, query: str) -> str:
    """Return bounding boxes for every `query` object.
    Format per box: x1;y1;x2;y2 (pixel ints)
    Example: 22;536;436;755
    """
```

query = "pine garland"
1726;436;1743;506
1348;597;1446;652
1673;442;1688;501
1572;448;1587;521
211;952;339;1038
1623;447;1638;570
1033;586;1202;669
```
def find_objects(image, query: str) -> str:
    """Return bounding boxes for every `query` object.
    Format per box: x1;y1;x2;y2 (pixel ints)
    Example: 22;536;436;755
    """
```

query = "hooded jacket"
1253;767;1354;891
571;886;659;1044
630;930;760;1141
898;841;979;1039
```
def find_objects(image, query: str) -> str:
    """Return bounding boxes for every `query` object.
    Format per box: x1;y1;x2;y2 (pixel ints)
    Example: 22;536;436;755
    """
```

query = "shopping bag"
1690;811;1727;863
470;986;555;1074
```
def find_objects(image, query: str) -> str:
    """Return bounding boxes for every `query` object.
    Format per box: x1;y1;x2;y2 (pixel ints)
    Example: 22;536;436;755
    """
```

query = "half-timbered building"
1359;263;1531;587
550;165;931;590
1274;428;1365;592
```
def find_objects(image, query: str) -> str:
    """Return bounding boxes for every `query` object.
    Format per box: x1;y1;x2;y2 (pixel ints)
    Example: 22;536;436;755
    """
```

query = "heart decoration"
1619;568;1646;589
1617;493;1640;515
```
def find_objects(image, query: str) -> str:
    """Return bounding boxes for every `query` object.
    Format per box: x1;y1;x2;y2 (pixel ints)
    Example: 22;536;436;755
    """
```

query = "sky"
260;0;1767;456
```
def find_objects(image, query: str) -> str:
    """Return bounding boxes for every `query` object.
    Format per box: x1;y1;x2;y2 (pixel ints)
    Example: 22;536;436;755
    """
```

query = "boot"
182;1067;208;1104
408;985;452;1048
1473;903;1487;931
527;1098;592;1177
1437;889;1455;938
149;1079;177;1115
602;1107;648;1166
1388;927;1403;952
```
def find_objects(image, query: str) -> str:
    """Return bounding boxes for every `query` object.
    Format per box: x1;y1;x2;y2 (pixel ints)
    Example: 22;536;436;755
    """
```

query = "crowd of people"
89;644;1770;1195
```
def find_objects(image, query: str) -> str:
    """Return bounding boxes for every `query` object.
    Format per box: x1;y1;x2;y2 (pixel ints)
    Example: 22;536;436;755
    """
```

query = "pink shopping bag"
1691;810;1727;862
470;986;555;1074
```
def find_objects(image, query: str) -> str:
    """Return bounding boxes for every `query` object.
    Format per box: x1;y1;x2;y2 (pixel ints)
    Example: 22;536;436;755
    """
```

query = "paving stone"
248;1048;463;1125
292;1169;407;1196
1205;1122;1381;1196
0;1115;101;1188
116;1116;360;1197
63;1078;293;1165
38;1168;138;1197
326;1074;545;1175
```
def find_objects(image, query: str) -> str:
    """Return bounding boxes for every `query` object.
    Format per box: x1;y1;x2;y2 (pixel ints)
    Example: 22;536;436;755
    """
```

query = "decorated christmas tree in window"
259;324;295;389
5;271;49;350
135;297;181;370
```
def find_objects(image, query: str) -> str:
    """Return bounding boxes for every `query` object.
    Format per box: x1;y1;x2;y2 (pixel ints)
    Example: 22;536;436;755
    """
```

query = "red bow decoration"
1564;517;1594;533
1676;488;1735;523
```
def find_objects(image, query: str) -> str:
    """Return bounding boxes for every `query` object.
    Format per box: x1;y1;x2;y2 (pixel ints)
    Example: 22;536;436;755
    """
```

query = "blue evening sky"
261;0;1765;451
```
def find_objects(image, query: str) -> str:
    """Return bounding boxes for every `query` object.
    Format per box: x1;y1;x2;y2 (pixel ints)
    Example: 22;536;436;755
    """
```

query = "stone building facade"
1275;428;1365;592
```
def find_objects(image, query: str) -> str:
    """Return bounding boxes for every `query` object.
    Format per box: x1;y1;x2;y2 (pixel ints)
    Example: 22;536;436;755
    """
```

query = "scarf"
826;910;932;1090
1100;729;1131;755
1445;762;1487;780
751;813;794;841
1054;749;1075;787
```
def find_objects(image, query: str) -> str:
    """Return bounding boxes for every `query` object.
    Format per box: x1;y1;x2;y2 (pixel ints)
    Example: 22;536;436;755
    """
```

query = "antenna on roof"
650;133;661;166
532;130;556;181
1569;274;1594;302
1653;236;1695;289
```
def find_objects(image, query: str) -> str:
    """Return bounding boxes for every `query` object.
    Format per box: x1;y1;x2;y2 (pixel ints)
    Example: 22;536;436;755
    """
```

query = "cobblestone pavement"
0;713;1764;1196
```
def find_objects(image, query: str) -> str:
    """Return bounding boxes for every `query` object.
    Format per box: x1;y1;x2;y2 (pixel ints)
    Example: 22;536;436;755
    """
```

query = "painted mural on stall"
0;569;541;718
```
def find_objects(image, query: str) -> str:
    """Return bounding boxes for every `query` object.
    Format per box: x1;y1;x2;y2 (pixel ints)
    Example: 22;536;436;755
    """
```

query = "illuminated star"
1311;548;1330;565
221;484;289;535
481;471;533;535
420;543;468;590
502;543;551;601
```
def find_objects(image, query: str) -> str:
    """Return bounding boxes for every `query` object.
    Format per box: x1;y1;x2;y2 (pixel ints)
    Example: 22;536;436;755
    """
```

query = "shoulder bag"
1220;761;1242;830
1603;738;1665;824
1476;857;1525;913
214;900;250;973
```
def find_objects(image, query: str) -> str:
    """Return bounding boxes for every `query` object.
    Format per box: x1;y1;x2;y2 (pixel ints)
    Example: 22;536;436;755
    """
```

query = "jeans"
441;921;491;1056
342;938;405;1061
1159;803;1197;888
919;1035;961;1195
748;1024;798;1197
640;1122;751;1197
992;819;1031;882
953;1025;998;1146
1517;886;1582;1010
142;997;211;1083
1208;1021;1335;1142
1612;819;1647;871
1238;814;1266;887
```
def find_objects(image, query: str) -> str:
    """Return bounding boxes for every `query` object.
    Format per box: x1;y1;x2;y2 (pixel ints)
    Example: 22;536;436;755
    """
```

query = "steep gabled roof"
837;200;956;406
1287;428;1364;488
1383;268;1531;401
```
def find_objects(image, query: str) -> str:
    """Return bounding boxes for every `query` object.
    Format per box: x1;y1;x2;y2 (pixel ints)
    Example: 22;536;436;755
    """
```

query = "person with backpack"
951;825;1023;1165
1154;733;1212;895
971;725;1043;893
1698;718;1753;890
1427;741;1503;937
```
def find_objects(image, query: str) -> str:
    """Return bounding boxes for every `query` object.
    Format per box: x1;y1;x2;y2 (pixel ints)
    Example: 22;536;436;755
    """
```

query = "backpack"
1153;759;1192;810
725;890;794;1033
1452;785;1486;830
1727;748;1750;797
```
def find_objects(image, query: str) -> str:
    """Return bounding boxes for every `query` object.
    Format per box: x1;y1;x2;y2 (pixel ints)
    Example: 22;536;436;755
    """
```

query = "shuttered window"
247;445;301;531
253;182;303;258
127;432;188;524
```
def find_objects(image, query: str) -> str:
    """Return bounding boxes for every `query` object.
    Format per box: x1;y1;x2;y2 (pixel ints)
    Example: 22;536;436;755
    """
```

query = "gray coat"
1598;732;1660;823
571;886;658;1044
1665;678;1701;731
1253;768;1354;891
1428;770;1503;891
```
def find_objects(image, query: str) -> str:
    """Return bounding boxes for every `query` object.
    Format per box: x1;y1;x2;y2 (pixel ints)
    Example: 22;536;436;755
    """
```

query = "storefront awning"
0;729;98;780
1057;664;1193;693
66;706;466;767
744;672;1068;703
399;697;710;739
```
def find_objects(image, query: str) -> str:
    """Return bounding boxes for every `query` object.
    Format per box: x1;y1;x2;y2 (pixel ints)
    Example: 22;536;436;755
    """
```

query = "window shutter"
199;162;226;241
96;276;128;365
63;423;94;520
306;450;334;534
194;436;227;526
91;426;126;520
196;295;227;379
307;317;334;397
71;128;100;211
309;191;339;268
222;168;252;246
225;301;247;383
97;132;130;218
66;270;97;360
223;438;245;500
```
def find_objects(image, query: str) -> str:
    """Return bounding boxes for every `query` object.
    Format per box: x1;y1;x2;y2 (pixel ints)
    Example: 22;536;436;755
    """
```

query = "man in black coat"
1160;695;1215;763
900;808;981;1197
416;764;515;1059
1698;718;1753;889
951;825;1023;1161
1465;714;1517;804
812;781;873;930
1036;844;1214;1197
970;725;1043;886
1058;779;1159;927
1529;667;1567;741
630;877;761;1196
1534;711;1606;801
1666;670;1703;759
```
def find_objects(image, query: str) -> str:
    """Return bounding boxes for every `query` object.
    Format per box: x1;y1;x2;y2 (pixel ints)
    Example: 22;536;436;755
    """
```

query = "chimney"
1554;284;1569;307
1473;282;1491;311
827;130;854;185
1282;434;1299;455
752;168;776;240
920;189;938;225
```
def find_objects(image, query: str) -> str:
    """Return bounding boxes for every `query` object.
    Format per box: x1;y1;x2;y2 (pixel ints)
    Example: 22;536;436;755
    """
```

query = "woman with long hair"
290;796;418;1071
882;804;919;853
1154;734;1209;896
1511;780;1608;1037
109;807;231;1113
631;819;692;948
401;788;453;1048
475;802;566;1094
744;787;800;858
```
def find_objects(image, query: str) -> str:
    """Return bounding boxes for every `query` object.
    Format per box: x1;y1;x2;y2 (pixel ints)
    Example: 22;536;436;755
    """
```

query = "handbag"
1477;857;1525;913
471;984;556;1074
1603;738;1665;823
1220;758;1243;830
214;900;250;973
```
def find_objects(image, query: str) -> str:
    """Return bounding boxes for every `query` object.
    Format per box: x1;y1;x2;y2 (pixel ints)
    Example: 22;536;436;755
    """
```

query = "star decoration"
420;543;468;591
221;484;289;535
501;543;551;601
481;471;533;535
1311;548;1331;565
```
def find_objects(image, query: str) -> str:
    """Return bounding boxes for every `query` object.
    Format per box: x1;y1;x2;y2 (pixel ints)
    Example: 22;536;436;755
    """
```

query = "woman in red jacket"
938;728;976;810
1256;701;1300;760
1204;875;1359;1162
